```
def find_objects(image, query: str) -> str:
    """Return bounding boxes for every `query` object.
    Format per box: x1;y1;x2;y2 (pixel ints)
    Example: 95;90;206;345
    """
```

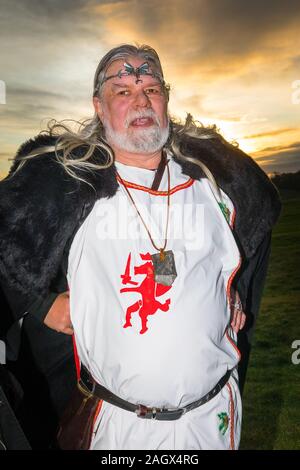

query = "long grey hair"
11;44;227;200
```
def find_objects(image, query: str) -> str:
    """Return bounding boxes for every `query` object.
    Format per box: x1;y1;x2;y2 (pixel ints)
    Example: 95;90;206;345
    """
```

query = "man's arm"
0;138;81;332
27;254;73;335
2;243;72;363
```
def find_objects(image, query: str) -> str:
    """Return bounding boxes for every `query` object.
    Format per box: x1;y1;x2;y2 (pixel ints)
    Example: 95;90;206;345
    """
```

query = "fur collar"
0;132;281;310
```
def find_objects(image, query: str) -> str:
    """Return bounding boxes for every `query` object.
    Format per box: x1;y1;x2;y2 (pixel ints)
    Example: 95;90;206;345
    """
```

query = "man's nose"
133;90;151;108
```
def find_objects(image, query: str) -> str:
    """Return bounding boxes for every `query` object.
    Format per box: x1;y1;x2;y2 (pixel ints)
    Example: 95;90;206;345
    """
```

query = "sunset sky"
0;0;299;178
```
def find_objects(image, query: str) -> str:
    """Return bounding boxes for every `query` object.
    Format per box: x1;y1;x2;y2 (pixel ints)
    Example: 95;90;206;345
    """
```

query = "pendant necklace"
116;155;177;286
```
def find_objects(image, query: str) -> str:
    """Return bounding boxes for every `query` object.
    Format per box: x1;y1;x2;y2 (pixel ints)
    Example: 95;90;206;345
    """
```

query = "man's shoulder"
8;133;59;176
0;133;79;207
15;133;58;159
175;131;269;188
176;131;281;258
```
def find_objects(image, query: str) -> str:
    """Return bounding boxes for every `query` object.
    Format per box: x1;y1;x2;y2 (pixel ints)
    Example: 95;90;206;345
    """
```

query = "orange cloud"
243;128;298;139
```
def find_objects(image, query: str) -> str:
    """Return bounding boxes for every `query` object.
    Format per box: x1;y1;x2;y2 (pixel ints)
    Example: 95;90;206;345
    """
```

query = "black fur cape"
0;132;281;320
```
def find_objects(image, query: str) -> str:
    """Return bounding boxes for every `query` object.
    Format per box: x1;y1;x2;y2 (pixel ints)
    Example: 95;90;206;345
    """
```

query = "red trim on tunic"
226;382;235;450
116;175;195;196
226;255;242;302
225;255;242;363
72;334;81;380
225;329;242;362
230;205;236;229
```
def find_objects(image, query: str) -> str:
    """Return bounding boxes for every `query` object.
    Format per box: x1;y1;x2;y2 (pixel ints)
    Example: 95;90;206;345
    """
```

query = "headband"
94;61;165;95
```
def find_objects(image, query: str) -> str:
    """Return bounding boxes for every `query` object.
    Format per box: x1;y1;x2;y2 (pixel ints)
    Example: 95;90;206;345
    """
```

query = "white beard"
102;111;170;154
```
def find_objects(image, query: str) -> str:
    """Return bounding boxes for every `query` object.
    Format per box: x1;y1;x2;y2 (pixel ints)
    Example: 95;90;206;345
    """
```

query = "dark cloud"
0;0;97;40
2;104;59;122
1;0;299;176
127;0;300;73
0;86;74;134
0;0;88;19
0;0;129;21
255;148;300;174
193;0;300;55
1;86;71;123
2;0;299;76
21;0;126;9
253;141;300;173
7;86;66;101
256;141;300;154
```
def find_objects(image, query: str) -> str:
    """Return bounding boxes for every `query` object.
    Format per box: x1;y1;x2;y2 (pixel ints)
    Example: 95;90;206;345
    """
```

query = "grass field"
240;189;300;450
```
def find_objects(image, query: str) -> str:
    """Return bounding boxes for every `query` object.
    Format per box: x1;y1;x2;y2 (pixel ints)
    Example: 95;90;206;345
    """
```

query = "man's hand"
43;291;73;335
230;290;246;333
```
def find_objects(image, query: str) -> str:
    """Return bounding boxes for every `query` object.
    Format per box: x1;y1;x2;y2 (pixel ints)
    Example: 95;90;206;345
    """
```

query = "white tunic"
67;155;242;450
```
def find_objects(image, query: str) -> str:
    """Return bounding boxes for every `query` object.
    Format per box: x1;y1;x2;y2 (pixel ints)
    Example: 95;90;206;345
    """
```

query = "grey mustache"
125;110;160;128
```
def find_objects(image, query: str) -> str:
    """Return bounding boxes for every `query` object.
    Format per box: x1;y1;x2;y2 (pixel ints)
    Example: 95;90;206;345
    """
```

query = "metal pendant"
151;250;177;286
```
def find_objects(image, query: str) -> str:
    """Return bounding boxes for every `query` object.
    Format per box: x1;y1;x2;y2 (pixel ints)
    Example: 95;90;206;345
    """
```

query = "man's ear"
93;96;103;120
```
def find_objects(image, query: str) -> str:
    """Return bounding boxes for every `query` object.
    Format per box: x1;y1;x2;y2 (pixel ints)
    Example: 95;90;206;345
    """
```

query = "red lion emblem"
120;252;172;334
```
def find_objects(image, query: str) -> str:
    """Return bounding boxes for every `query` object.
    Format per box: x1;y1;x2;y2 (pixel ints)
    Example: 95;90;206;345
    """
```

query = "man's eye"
145;88;160;94
118;90;130;96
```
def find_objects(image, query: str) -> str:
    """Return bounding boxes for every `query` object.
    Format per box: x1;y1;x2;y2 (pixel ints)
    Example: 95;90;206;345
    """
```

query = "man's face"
93;56;169;154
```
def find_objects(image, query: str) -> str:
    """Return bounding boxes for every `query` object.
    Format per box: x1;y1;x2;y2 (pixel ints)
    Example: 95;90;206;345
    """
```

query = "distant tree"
271;170;300;191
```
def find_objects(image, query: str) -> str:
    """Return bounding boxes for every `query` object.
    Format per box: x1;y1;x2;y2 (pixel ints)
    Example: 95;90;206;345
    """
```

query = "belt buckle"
135;404;158;420
135;404;186;421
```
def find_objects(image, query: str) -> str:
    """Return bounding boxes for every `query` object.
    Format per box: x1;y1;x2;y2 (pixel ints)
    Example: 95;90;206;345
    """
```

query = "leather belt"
79;366;232;421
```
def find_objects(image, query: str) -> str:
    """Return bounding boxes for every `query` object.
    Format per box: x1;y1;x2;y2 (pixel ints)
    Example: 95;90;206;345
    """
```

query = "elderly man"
0;44;280;450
